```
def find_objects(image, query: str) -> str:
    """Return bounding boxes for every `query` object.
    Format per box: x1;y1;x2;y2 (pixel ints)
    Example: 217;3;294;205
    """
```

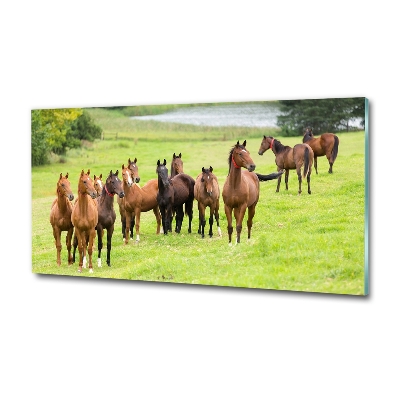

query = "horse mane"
271;138;287;153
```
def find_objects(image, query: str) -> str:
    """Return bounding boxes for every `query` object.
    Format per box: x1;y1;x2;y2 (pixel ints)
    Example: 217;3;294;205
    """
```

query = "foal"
71;169;98;273
194;166;222;238
50;173;74;266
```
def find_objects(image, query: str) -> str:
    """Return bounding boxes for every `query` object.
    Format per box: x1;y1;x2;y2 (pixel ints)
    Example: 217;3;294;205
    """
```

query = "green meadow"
31;107;366;295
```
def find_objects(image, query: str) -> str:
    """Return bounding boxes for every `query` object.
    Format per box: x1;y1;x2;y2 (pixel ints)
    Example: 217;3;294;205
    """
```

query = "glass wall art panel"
31;97;369;295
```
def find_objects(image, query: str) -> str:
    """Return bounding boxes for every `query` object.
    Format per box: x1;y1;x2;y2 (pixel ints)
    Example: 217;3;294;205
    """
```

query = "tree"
277;97;365;136
66;110;102;150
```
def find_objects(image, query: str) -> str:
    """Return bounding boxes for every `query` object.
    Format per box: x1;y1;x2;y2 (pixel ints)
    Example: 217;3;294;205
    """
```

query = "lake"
130;103;283;127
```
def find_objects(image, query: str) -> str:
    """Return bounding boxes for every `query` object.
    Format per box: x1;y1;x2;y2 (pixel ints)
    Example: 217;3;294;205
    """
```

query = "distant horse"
194;166;222;238
170;152;184;178
156;159;195;235
117;158;139;240
95;170;124;267
93;174;104;197
222;140;260;245
258;136;314;195
121;161;161;243
50;173;75;266
71;169;98;273
303;127;339;174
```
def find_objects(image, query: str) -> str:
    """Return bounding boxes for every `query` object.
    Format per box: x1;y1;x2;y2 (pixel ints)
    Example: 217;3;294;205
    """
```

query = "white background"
1;1;398;399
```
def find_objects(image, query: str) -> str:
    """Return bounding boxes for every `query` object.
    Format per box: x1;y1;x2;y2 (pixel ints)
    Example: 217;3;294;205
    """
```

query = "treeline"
31;108;102;166
277;97;365;136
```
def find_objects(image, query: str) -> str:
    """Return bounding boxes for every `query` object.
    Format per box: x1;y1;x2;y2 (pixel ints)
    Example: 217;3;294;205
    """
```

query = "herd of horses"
49;128;339;272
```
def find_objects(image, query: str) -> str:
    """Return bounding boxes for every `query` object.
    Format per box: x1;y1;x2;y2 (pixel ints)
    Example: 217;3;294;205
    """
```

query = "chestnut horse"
121;160;161;244
117;158;139;240
95;170;124;267
93;174;104;197
50;173;75;266
194;166;222;238
258;136;314;195
222;140;260;245
71;169;98;273
170;152;184;178
303;127;339;174
156;159;195;235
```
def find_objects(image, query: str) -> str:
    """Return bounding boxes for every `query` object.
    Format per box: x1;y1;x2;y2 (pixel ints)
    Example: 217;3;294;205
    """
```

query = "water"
130;103;282;127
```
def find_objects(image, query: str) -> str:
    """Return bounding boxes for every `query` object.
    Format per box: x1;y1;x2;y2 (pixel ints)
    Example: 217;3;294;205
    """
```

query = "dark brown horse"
222;140;260;245
71;169;98;273
95;170;124;267
156;159;195;235
303;127;339;174
117;158;139;240
121;160;161;243
258;136;314;195
194;166;222;238
50;173;75;266
170;152;184;178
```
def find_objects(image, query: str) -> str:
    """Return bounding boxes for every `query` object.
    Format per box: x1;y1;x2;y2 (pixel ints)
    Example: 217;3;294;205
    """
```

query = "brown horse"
258;136;314;195
222;140;260;245
117;158;139;240
50;173;75;266
194;166;222;238
93;174;104;197
95;170;125;267
156;159;195;235
170;152;184;178
303;127;339;174
71;169;98;273
121;160;161;244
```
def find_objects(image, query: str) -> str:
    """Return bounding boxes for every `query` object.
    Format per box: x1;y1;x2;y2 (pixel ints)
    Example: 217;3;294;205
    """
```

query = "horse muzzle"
247;164;256;172
258;150;264;156
68;194;74;201
135;177;140;183
119;192;125;198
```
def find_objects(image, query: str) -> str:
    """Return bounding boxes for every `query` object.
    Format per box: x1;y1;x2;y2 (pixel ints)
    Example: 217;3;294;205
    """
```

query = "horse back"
171;173;195;204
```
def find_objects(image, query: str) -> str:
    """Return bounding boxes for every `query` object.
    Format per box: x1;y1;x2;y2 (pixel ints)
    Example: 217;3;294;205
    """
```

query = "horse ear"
173;153;176;159
236;140;240;146
94;175;97;180
87;169;90;175
163;159;167;166
99;174;102;179
264;135;266;139
81;170;84;176
157;160;160;166
242;140;247;147
115;170;119;176
179;153;181;158
209;166;213;172
109;170;113;176
122;164;125;169
66;173;69;179
134;158;137;163
202;167;205;172
59;173;63;179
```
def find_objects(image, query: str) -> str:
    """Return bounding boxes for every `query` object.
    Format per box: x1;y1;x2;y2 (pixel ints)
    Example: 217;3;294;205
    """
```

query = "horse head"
93;173;103;197
121;164;134;188
258;135;274;155
105;170;125;198
156;159;170;187
57;172;74;201
78;169;97;199
171;152;184;175
128;157;140;183
201;166;214;196
231;140;256;172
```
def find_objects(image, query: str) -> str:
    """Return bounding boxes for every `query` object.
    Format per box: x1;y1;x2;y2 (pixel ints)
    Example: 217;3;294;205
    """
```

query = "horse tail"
256;171;284;181
184;176;195;216
331;135;339;163
303;146;310;178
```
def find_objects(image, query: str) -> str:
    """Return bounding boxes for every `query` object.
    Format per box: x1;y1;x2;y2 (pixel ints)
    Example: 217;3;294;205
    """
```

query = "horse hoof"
97;259;102;267
89;268;93;274
218;227;222;237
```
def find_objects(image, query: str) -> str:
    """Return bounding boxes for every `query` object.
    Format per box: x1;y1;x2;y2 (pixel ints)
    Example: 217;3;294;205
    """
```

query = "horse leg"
76;231;84;272
208;206;214;238
153;206;162;234
96;226;103;268
106;225;114;267
234;205;247;244
87;228;96;273
285;169;290;191
134;208;141;242
215;201;222;237
187;200;193;234
131;215;135;239
314;155;318;175
66;227;74;265
124;210;133;244
297;167;302;195
175;205;184;233
307;168;312;194
82;232;88;269
199;203;206;238
247;203;256;240
224;204;234;245
52;226;62;266
121;214;126;241
72;233;78;263
276;172;282;192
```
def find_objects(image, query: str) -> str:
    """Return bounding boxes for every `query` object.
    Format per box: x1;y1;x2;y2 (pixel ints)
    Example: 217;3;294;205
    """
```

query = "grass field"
31;109;366;295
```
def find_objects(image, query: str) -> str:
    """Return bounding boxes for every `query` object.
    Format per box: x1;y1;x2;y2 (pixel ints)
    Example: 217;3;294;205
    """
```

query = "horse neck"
56;188;70;212
77;189;92;213
157;174;169;193
228;161;242;189
99;185;115;208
